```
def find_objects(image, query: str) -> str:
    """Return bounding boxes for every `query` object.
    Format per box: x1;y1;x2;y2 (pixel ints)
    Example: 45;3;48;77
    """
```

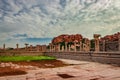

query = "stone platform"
44;52;120;65
0;59;120;80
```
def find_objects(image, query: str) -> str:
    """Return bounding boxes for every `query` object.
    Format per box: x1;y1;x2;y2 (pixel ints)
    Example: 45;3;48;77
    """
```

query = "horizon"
0;32;119;48
0;0;120;48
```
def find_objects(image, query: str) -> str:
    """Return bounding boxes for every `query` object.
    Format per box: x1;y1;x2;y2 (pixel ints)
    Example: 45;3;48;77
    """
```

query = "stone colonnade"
1;43;47;52
49;39;90;52
2;34;120;52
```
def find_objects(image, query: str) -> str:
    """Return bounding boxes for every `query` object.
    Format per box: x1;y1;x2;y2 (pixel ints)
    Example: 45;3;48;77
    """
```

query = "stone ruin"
100;32;120;51
1;32;120;52
49;34;91;52
49;32;120;52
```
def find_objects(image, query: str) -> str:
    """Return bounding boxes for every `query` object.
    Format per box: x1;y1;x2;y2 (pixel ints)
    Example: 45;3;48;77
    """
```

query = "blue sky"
0;0;120;48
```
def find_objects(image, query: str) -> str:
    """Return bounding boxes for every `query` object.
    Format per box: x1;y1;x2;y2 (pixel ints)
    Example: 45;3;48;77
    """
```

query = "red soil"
0;60;67;77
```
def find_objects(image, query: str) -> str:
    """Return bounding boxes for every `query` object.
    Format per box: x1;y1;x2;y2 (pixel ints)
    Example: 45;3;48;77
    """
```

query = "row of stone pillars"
49;41;90;52
1;34;120;52
49;34;103;52
2;43;47;51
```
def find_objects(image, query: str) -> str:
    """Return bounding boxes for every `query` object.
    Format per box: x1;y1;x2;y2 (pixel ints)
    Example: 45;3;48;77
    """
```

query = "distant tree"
90;39;95;48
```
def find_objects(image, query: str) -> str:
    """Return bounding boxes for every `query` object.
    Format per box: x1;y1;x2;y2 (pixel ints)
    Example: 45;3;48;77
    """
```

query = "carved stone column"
53;44;54;51
82;43;86;51
94;34;101;52
50;43;54;52
58;44;60;52
65;42;68;51
54;45;56;51
80;41;83;51
68;44;71;51
74;42;77;52
62;46;64;52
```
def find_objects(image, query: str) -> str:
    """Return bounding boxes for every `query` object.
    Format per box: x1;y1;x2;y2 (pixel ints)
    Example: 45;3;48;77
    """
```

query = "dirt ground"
0;67;27;77
0;60;68;77
0;59;120;80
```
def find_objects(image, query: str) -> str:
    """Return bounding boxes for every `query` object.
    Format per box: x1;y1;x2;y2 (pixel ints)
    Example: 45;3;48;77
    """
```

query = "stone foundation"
44;52;120;65
0;51;43;56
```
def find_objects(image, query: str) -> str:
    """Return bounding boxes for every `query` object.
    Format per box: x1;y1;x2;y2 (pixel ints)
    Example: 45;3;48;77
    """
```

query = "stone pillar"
74;42;77;52
80;41;82;51
52;44;54;51
65;42;68;51
58;44;60;52
3;44;5;50
83;39;86;51
95;39;99;52
94;34;101;52
53;45;56;51
62;46;64;52
49;43;53;52
16;43;19;50
51;45;54;51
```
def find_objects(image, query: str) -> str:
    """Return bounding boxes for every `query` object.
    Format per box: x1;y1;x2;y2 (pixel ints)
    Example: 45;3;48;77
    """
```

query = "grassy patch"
0;56;56;62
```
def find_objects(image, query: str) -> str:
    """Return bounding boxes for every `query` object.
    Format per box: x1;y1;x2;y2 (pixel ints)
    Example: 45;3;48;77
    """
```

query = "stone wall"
100;41;119;51
0;51;43;56
44;52;120;65
0;50;120;65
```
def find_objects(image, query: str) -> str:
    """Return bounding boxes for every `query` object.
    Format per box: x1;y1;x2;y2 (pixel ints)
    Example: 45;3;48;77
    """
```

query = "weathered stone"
94;34;101;52
52;34;83;44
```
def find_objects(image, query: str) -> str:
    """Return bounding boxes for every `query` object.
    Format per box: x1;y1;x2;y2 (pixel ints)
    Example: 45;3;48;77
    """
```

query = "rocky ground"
0;59;120;80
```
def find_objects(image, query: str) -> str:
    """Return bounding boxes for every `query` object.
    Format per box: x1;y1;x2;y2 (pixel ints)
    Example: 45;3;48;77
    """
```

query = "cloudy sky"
0;0;120;48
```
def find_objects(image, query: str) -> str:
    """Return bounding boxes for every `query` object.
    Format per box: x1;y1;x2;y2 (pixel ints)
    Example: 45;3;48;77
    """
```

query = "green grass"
0;56;56;62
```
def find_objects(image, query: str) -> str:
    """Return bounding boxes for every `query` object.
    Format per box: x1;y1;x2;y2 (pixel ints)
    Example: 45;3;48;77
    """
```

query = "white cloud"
0;0;120;47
